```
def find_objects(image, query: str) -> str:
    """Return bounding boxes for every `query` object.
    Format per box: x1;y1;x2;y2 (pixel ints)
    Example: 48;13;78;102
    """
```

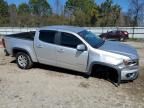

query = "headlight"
118;59;130;69
118;59;137;69
123;59;130;65
123;59;138;66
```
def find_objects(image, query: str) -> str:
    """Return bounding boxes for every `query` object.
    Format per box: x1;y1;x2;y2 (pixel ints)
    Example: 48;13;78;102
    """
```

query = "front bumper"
117;60;139;81
120;66;139;80
115;58;139;81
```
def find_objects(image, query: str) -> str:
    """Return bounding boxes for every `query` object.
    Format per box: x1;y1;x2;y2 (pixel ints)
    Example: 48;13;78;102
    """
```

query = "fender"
88;61;121;86
12;47;37;62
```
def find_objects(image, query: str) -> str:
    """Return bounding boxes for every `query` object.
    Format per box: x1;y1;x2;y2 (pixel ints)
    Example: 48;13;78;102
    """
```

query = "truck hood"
99;41;139;60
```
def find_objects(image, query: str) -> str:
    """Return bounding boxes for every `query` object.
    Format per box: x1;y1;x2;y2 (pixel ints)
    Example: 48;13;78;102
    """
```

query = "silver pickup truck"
3;26;139;85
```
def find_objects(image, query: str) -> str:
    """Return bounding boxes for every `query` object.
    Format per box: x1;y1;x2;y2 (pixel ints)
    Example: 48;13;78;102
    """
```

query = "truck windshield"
78;30;105;48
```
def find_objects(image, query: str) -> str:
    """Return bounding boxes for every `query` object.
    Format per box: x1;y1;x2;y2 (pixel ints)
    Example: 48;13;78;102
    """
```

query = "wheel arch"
89;62;121;85
12;47;33;61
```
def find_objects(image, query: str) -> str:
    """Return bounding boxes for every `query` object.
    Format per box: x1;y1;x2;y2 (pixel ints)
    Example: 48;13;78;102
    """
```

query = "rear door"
109;31;117;40
56;32;88;72
34;30;58;66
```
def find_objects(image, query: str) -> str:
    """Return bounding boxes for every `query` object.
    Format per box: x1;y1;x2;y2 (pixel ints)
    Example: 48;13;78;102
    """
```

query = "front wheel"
16;52;33;69
102;37;106;40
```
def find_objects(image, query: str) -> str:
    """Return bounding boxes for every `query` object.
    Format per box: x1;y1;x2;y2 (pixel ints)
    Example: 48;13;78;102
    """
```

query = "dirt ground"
0;41;144;108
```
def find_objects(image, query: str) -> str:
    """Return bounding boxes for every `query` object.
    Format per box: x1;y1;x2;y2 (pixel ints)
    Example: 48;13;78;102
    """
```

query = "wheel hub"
18;55;27;67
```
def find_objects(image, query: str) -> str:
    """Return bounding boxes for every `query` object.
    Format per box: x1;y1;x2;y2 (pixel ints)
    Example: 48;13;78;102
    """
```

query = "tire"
120;37;125;42
16;52;33;69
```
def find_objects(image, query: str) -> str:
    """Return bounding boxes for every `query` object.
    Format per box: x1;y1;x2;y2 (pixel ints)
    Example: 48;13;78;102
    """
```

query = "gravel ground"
0;41;144;108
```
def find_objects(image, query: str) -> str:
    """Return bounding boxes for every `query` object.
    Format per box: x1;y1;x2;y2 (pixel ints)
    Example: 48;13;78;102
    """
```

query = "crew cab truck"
3;26;139;85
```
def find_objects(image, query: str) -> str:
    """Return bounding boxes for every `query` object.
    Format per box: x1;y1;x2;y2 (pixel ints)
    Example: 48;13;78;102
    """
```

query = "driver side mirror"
76;44;86;51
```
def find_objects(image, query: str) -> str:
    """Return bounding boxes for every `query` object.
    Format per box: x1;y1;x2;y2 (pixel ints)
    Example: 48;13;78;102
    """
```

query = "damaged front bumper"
117;59;139;81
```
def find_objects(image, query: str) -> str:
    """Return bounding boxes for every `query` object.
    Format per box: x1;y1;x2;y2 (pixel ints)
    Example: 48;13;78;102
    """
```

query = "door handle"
37;44;43;48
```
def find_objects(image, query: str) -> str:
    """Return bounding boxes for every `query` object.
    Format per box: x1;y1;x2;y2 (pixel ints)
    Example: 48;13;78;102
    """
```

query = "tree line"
0;0;144;27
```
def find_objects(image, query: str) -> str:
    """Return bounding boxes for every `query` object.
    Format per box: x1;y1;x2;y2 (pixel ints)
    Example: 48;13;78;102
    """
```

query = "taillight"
2;38;6;48
124;31;128;35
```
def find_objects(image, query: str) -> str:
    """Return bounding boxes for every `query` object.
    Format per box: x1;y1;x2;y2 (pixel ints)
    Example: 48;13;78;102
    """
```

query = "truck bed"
4;31;38;62
6;31;35;41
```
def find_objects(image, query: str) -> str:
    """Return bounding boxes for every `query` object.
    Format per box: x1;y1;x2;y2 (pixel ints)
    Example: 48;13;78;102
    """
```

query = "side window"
60;32;82;48
39;30;56;44
117;31;121;34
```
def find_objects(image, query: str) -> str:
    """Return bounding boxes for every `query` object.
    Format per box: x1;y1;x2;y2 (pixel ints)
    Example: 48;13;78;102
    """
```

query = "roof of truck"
39;25;86;33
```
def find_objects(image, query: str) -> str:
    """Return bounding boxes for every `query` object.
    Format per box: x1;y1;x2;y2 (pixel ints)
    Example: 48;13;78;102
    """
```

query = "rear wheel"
16;52;33;69
120;37;125;42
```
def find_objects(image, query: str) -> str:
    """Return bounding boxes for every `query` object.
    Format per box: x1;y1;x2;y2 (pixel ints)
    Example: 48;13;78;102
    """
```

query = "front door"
56;32;88;72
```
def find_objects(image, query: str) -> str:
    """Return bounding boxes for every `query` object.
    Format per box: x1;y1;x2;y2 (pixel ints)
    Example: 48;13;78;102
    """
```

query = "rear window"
39;30;56;44
6;31;35;40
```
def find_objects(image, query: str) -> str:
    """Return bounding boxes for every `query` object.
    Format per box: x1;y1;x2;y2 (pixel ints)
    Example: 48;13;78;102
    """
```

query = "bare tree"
9;4;17;26
128;0;144;38
128;0;144;26
119;12;125;26
55;0;63;15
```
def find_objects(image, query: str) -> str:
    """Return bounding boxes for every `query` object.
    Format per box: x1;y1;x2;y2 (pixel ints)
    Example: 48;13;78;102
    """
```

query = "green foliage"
65;0;98;26
65;0;96;14
0;0;124;27
29;0;52;16
99;0;121;26
0;0;9;26
73;9;87;26
18;3;30;15
0;0;9;17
